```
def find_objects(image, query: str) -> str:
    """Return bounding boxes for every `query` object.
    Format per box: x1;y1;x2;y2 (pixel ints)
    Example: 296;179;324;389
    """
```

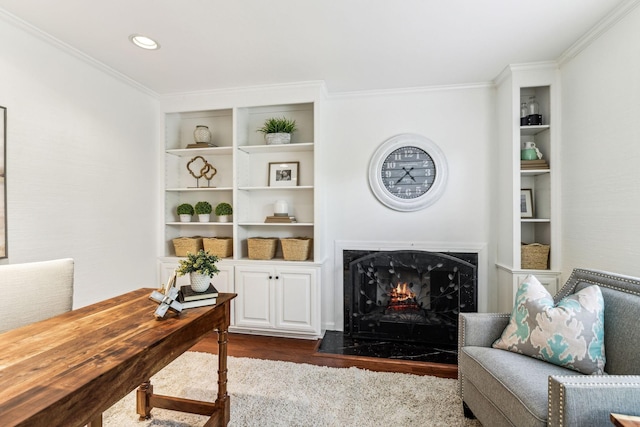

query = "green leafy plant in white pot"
176;250;220;292
257;117;297;145
177;203;194;222
194;201;212;223
215;202;233;223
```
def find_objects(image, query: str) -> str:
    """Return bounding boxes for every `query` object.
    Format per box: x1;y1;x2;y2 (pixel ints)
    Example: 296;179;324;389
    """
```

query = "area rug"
104;351;481;427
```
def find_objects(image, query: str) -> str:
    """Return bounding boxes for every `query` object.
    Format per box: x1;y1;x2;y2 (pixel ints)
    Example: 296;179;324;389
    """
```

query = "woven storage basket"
248;237;278;260
281;237;312;261
172;237;203;257
203;237;233;258
521;243;550;269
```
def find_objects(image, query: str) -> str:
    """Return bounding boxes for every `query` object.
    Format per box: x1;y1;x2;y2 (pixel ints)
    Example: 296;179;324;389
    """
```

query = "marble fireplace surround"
322;241;487;362
332;241;488;333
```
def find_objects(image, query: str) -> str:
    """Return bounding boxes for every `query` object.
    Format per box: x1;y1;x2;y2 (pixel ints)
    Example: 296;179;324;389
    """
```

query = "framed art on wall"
521;189;534;218
268;161;298;187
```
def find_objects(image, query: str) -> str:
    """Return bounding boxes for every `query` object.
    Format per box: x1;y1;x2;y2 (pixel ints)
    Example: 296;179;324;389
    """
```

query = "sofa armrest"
548;375;640;426
458;313;510;348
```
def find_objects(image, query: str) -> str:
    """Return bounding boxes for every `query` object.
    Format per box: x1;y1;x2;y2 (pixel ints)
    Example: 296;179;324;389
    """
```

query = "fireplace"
343;250;477;347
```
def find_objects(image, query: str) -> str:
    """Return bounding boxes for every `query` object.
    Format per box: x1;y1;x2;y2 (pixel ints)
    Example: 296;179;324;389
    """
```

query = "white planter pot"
198;214;210;223
179;214;192;222
265;133;291;145
189;272;210;292
217;215;231;223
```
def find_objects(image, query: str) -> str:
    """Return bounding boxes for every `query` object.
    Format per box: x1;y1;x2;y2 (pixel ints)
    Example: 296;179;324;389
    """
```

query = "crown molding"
558;0;640;65
326;81;493;100
0;8;159;99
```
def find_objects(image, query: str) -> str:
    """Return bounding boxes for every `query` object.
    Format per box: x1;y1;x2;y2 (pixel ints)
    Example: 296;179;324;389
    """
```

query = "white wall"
0;17;159;307
322;86;497;329
560;6;640;280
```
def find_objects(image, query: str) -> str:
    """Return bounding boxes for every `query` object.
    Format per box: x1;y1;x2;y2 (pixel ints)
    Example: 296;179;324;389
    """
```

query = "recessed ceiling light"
129;34;160;50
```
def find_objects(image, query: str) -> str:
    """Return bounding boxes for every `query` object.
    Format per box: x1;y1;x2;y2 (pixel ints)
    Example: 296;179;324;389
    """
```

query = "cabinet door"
275;267;318;333
235;266;275;329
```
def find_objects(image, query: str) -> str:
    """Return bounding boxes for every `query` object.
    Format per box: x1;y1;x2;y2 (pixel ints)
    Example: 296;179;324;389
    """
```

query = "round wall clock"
368;133;448;211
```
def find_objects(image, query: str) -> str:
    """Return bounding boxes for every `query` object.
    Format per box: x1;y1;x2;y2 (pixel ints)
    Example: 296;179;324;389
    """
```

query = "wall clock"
368;133;448;211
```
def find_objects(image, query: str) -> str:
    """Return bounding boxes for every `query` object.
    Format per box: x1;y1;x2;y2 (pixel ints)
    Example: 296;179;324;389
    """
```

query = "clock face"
380;146;436;199
368;134;448;211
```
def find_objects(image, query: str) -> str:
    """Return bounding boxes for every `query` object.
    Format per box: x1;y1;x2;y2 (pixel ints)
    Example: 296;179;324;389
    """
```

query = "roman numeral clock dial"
368;134;448;211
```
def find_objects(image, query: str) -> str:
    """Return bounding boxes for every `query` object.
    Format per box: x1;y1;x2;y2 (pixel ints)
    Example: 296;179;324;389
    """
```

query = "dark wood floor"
190;332;458;379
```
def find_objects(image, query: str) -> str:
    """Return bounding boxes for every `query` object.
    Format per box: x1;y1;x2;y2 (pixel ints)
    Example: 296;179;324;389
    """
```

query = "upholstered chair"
0;258;74;333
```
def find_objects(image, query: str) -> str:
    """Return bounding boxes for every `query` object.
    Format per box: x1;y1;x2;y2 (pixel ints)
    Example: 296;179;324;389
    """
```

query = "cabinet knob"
269;275;273;280
275;276;279;280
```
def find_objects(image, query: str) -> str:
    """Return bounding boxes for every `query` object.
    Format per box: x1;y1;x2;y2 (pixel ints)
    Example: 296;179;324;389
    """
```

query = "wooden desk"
0;288;236;427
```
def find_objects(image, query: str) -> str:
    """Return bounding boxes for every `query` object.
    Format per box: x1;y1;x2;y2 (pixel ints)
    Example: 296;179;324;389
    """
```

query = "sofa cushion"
492;275;606;375
460;346;577;426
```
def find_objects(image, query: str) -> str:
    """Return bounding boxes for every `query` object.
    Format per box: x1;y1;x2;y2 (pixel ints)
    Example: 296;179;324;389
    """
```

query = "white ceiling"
0;0;631;95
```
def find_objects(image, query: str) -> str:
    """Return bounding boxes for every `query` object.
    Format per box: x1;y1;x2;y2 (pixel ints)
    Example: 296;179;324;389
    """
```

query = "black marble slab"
317;330;457;365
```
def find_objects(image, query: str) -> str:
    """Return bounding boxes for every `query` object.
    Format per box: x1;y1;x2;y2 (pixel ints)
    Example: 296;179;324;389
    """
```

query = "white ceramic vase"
218;215;230;223
189;272;210;292
198;214;210;223
179;214;192;222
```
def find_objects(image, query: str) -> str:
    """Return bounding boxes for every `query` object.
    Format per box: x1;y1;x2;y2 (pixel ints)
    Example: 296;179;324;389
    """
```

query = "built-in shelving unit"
495;66;562;311
158;88;323;339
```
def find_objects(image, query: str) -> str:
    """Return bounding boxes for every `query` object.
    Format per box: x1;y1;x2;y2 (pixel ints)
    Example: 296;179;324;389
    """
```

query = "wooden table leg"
87;413;103;427
136;380;153;420
204;329;231;427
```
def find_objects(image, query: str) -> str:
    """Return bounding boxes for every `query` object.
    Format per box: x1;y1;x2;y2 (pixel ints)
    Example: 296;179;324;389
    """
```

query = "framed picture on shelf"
520;189;534;218
268;161;299;187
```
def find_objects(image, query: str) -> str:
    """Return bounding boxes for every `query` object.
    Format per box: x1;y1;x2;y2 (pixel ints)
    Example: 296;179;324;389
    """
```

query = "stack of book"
177;284;219;308
521;159;549;170
264;215;297;223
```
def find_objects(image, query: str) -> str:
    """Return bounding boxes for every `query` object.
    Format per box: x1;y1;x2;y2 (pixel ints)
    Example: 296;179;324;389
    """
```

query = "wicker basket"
281;237;312;261
203;237;233;258
521;243;550;270
248;237;278;260
172;237;203;257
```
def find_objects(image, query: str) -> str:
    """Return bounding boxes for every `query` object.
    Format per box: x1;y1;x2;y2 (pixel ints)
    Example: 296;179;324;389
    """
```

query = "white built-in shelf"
238;222;314;227
238;142;314;154
520;169;550;176
520;125;550;136
166;222;234;226
166;147;233;156
521;218;551;223
166;187;233;192
237;186;314;191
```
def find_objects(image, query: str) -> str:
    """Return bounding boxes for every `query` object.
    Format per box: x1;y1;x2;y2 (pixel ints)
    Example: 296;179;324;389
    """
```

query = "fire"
390;283;415;302
387;282;420;312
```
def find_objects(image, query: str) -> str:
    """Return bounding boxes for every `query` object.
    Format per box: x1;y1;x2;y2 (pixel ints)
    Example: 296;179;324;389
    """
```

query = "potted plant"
257;116;297;145
194;201;212;223
215;202;233;223
177;203;194;222
176;250;220;292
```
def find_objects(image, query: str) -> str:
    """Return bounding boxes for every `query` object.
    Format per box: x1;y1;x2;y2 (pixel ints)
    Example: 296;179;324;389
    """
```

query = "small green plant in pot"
215;202;233;223
176;250;220;292
177;203;194;222
257;117;297;145
194;201;212;223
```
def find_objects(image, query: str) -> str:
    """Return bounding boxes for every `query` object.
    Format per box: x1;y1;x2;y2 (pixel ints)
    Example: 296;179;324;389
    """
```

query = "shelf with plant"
166;146;234;157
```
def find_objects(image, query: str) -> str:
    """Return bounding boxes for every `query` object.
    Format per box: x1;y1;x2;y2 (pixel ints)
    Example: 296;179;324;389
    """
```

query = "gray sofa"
458;268;640;426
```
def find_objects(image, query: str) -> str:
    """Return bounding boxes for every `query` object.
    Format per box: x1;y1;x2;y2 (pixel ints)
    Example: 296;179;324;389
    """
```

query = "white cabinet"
235;264;320;337
495;66;562;311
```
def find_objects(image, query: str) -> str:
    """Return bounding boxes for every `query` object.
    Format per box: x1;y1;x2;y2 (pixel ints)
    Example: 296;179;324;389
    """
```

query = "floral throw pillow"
492;275;606;375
